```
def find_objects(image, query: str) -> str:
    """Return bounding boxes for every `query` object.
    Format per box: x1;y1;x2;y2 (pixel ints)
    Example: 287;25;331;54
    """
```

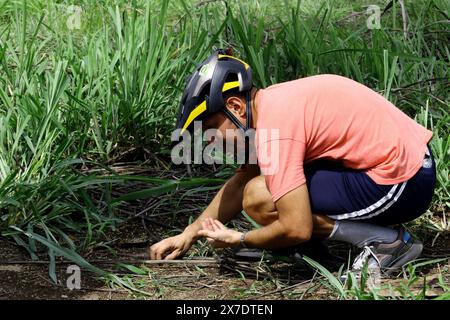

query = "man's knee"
242;176;277;225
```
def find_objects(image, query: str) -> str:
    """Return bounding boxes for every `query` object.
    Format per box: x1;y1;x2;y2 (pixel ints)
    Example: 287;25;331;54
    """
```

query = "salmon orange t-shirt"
255;74;433;202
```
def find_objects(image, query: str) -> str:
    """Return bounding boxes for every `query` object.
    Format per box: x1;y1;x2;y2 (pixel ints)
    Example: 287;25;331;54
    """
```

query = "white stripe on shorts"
352;181;408;220
328;181;407;220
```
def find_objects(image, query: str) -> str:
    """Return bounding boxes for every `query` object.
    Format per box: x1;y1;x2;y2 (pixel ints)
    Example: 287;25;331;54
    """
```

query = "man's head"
175;49;253;139
202;90;250;138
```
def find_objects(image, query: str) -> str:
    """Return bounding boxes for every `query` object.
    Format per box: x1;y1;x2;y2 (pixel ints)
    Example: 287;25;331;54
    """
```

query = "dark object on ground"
231;240;346;266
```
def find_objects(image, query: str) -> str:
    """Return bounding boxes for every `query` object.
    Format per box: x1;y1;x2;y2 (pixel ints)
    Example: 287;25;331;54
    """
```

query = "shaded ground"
1;165;449;299
1;218;449;300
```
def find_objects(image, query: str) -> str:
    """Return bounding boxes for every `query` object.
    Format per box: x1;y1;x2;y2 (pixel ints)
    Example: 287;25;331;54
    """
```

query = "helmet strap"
245;90;252;131
221;91;253;164
222;108;246;131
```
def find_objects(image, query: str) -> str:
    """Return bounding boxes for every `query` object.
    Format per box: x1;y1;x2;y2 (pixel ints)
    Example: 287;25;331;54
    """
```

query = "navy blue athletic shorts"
304;145;436;226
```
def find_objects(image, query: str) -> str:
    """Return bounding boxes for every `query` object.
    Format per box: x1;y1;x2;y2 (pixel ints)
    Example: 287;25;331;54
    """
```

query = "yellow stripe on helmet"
218;54;249;70
222;81;240;92
181;100;207;134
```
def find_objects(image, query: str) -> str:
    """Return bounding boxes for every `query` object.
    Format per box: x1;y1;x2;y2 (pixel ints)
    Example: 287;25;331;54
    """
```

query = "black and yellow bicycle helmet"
175;49;253;135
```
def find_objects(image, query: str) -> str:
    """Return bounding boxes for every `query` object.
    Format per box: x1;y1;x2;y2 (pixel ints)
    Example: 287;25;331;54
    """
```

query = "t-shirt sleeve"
258;138;306;202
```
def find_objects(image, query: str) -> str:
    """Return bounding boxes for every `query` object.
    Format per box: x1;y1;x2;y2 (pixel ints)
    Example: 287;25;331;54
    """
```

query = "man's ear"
225;96;246;118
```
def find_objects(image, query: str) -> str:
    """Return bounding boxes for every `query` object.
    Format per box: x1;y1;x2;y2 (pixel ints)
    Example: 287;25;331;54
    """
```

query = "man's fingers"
198;229;215;239
155;251;162;260
201;219;212;231
210;221;218;232
149;245;158;260
209;218;221;232
155;247;167;260
164;249;180;260
206;218;215;231
213;219;226;230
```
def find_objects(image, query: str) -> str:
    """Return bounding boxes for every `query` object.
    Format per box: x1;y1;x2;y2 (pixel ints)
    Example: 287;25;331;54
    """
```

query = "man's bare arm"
183;164;260;240
243;184;313;249
149;164;260;259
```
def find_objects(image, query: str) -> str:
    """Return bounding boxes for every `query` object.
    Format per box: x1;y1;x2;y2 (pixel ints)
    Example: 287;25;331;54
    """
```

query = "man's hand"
149;233;193;260
197;218;242;248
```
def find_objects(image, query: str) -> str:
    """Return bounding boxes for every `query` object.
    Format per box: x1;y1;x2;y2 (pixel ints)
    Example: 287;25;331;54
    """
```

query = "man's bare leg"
242;176;335;238
242;176;399;248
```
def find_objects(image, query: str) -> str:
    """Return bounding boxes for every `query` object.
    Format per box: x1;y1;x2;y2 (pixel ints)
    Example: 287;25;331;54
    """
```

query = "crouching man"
150;50;436;274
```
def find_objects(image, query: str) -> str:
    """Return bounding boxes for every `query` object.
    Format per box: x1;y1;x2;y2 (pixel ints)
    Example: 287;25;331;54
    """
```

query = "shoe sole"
232;249;301;262
232;248;271;261
383;242;423;276
232;241;330;262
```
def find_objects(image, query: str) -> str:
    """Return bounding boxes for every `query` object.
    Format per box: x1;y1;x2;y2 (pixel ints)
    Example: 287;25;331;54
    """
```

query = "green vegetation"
0;0;448;299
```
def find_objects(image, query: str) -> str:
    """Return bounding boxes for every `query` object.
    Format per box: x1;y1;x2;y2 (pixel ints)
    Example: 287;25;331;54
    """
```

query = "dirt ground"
1;165;448;299
1;215;449;300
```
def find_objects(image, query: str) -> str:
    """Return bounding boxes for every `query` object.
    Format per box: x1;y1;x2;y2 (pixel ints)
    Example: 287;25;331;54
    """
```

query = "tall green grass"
0;0;448;289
